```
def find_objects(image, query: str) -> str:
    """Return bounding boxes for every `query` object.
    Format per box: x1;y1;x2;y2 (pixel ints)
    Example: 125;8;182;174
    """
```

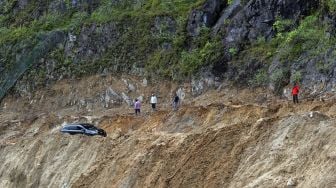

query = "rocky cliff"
1;0;336;100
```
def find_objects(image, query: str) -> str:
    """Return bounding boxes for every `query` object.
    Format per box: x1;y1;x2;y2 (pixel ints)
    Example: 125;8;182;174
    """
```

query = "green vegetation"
251;15;335;62
247;14;334;64
273;15;334;62
291;71;302;83
2;0;336;97
228;47;238;56
0;0;215;81
246;13;336;91
270;68;290;94
248;69;268;87
179;40;222;77
145;28;223;80
228;0;234;5
322;0;336;13
89;0;206;24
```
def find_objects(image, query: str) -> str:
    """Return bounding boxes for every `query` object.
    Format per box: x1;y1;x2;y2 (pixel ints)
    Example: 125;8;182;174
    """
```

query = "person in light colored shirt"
150;94;157;111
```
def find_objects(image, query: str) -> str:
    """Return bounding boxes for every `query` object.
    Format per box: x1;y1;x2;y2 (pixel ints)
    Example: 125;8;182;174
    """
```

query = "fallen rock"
287;178;297;187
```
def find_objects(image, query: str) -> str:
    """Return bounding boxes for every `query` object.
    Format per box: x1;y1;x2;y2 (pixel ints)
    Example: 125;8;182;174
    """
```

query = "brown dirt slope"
1;76;336;187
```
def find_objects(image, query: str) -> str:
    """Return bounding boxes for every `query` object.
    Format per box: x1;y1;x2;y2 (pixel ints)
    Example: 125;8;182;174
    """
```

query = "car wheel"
102;131;107;137
98;130;107;137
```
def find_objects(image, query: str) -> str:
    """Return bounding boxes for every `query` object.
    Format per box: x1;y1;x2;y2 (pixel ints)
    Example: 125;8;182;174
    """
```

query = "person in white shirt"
150;94;157;111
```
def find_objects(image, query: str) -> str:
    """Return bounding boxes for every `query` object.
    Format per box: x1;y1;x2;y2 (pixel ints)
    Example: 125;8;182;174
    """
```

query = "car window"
65;125;82;130
75;126;83;130
82;124;96;130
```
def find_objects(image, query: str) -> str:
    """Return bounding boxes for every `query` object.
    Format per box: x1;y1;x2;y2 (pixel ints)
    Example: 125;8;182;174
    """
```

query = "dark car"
60;123;107;137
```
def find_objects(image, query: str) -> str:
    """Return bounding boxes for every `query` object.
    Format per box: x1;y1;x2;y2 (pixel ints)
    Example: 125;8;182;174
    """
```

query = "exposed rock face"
288;49;336;95
17;0;29;9
188;0;318;46
187;0;227;36
152;16;176;36
48;0;67;14
0;0;329;101
213;0;243;34
223;0;318;47
191;71;220;96
104;87;123;108
152;16;177;50
67;0;100;12
0;31;66;101
66;23;121;63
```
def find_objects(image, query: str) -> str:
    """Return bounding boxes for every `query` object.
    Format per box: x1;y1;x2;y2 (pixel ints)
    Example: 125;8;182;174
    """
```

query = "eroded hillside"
1;76;336;188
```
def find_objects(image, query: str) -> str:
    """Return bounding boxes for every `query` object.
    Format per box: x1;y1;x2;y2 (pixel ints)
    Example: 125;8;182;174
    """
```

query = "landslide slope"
1;87;336;188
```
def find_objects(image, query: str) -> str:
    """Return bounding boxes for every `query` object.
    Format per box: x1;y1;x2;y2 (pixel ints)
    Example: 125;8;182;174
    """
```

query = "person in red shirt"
292;83;300;104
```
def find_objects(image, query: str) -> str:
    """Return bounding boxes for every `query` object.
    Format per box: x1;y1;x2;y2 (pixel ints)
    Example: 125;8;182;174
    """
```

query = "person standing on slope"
134;99;141;115
173;94;180;111
150;94;157;111
292;83;300;104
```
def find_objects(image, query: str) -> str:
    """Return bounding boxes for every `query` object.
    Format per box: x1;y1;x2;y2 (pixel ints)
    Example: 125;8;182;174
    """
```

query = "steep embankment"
1;78;336;187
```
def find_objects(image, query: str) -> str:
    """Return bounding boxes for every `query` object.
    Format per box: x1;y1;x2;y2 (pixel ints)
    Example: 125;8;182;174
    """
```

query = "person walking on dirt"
134;99;141;115
173;94;180;111
150;94;157;111
292;83;300;104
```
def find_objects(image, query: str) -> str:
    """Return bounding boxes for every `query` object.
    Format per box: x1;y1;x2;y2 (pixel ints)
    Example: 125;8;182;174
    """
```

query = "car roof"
64;123;95;127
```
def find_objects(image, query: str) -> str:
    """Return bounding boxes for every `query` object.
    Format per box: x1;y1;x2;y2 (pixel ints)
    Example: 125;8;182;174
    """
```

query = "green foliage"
146;50;179;78
270;68;290;94
229;47;238;56
291;71;302;83
0;9;89;44
315;58;334;75
179;50;203;76
178;39;222;77
248;69;268;87
31;14;68;31
244;14;334;93
322;0;336;13
145;32;223;80
89;0;206;24
228;0;234;5
273;18;294;34
193;26;211;47
1;0;17;14
272;15;334;62
0;26;33;43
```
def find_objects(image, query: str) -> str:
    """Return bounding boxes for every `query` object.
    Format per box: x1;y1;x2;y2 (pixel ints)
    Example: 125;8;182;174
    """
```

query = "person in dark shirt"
173;95;180;111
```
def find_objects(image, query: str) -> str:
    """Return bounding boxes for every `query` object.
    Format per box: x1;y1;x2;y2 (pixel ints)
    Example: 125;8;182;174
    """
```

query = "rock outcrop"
187;0;227;36
0;0;333;101
220;0;318;47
